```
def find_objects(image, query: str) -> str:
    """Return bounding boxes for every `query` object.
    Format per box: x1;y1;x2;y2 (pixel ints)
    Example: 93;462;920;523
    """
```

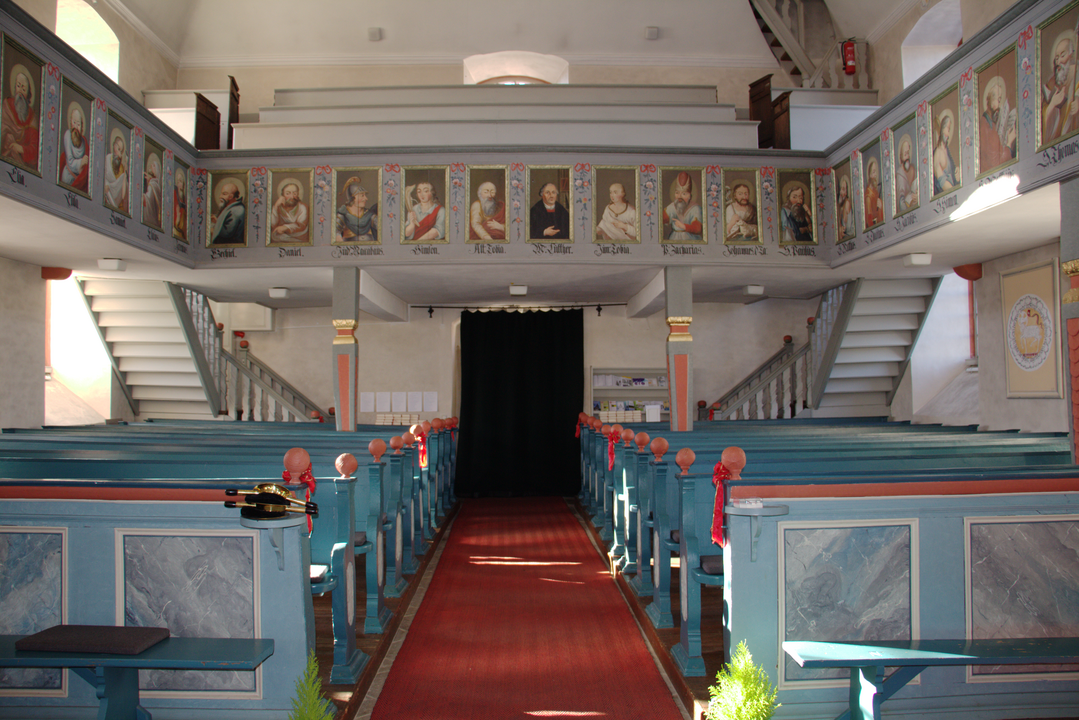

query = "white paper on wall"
376;392;391;412
423;392;438;412
360;392;375;412
392;392;407;412
407;392;423;412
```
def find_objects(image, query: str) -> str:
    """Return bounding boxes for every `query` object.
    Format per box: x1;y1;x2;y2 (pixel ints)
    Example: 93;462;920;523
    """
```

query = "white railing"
220;351;318;422
803;39;872;90
713;343;811;420
231;341;328;421
179;286;226;406
774;0;805;48
807;279;861;409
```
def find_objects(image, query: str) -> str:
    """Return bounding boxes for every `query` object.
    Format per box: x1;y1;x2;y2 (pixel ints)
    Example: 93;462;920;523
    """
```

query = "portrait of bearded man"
1;60;41;172
1042;29;1079;146
894;133;918;214
58;100;89;194
103;127;129;214
269;177;311;244
469;179;506;241
724;179;758;243
780;181;814;244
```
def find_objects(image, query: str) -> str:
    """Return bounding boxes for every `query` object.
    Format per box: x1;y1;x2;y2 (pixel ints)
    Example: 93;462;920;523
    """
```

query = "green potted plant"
704;640;780;720
288;650;336;720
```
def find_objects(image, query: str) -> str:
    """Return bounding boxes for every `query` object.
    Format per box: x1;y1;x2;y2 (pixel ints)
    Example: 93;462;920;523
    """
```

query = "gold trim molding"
666;316;693;326
333;319;358;344
333;319;358;331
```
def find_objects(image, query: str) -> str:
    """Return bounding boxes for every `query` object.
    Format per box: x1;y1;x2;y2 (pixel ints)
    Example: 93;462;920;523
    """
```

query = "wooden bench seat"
783;638;1079;720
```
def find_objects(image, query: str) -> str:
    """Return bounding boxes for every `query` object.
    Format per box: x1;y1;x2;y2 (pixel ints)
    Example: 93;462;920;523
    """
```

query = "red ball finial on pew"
452;416;459;427
390;436;404;455
721;446;747;480
403;431;416;447
675;448;696;475
421;420;432;435
635;432;650;451
240;340;249;349
650;437;669;461
431;418;444;432
368;439;386;463
578;411;588;423
621;427;634;446
601;424;612;436
336;453;358;478
283;447;310;483
216;322;224;331
610;424;623;437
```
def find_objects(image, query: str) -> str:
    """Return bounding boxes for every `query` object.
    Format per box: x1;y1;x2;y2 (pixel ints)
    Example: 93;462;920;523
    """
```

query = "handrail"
802;38;871;90
713;342;810;421
884;276;944;406
220;350;317;422
808;278;862;409
711;337;796;410
235;346;328;420
750;0;817;82
72;278;138;416
166;283;222;414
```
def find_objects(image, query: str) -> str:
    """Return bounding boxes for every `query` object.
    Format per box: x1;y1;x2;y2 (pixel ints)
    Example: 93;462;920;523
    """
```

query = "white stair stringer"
81;278;218;421
814;277;940;420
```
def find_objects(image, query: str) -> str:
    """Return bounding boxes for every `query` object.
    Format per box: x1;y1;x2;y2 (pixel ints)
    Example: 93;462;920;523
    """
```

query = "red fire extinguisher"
842;40;857;75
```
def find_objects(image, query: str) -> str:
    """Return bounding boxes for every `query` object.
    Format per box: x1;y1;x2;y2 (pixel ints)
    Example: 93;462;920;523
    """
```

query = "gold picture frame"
526;166;573;242
401;166;449;244
102;110;132;217
720;168;762;245
466;165;509;243
891;113;919;218
860;138;885;233
658;167;706;244
173;158;189;243
975;44;1019;179
929;83;962;200
592;166;640;244
0;34;44;176
266;168;314;247
777;168;816;245
833;158;856;244
1037;0;1079;152
331;167;381;245
56;78;93;199
141;136;165;232
206;169;248;248
1000;259;1062;398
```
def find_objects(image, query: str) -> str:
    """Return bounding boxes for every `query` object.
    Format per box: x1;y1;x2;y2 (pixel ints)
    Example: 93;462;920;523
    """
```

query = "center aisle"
365;497;687;720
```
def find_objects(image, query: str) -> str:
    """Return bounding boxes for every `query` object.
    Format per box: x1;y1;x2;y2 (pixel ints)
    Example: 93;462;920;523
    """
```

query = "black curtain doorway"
456;309;583;497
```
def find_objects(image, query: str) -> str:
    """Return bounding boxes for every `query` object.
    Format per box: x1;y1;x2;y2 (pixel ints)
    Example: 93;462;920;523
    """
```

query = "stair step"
112;343;193;359
851;297;926;315
91;297;174;313
105;327;186;343
823;377;895;394
125;372;202;387
840;330;912;348
119;357;200;373
819;391;888;407
847;314;920;332
858;278;935;298
132;386;208;402
807;404;891;419
135;400;215;417
81;280;170;297
97;311;180;328
835;346;907;363
829;362;899;378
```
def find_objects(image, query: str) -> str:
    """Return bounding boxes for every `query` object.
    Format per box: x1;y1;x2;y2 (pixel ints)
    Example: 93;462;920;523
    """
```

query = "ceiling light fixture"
743;284;764;296
509;284;528;296
903;253;932;267
268;287;290;299
97;258;126;271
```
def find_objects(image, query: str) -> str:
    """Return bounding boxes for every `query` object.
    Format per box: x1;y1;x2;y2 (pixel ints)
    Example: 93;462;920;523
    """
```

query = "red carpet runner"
369;497;685;719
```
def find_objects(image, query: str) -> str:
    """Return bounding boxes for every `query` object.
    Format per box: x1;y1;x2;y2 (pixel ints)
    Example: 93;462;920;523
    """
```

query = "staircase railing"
884;276;944;406
710;338;811;420
230;338;328;421
166;283;223;414
750;0;817;81
220;350;318;422
73;278;138;416
807;278;861;410
803;38;872;90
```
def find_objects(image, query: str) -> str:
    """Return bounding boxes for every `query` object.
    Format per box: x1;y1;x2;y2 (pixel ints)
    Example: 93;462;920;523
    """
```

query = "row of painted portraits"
206;164;817;248
1;35;189;242
836;1;1079;243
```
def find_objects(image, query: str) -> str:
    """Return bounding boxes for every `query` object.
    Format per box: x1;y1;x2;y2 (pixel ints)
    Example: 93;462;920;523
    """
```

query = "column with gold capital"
664;266;694;431
332;268;360;432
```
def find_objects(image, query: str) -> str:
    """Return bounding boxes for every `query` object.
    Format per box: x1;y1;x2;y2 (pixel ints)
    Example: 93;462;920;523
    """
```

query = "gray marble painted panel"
783;525;912;682
123;534;256;692
0;532;62;689
970;520;1079;675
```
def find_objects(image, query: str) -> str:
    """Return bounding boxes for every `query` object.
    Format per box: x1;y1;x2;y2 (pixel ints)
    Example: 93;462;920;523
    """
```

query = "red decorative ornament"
711;462;731;547
282;465;317;531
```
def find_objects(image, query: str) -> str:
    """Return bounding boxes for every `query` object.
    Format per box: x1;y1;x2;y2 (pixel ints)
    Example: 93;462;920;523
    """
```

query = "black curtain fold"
456;309;583;497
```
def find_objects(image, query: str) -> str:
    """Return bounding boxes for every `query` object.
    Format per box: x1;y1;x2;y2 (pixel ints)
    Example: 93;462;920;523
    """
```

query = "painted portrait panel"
402;166;448;244
833;158;856;244
527;166;572;242
332;167;380;245
56;79;92;198
721;168;761;245
930;84;962;199
141;137;164;232
267;169;314;247
860;139;885;233
658;167;706;244
777;169;816;245
102;110;132;217
1038;0;1079;152
206;169;248;247
466;166;508;243
976;45;1019;178
592;166;640;244
1000;259;1062;398
0;34;44;176
173;158;189;243
891;113;919;217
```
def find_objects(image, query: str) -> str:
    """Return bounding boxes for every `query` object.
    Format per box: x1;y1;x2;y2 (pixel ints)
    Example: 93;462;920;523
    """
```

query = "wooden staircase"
811;278;941;418
80;279;218;420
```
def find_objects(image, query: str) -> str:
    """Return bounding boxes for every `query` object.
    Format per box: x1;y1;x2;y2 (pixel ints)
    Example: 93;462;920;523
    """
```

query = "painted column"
665;266;693;431
332;267;359;432
1060;178;1079;463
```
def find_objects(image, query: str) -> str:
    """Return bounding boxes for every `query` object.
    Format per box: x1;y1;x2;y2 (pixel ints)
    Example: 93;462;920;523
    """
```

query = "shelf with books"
590;367;669;422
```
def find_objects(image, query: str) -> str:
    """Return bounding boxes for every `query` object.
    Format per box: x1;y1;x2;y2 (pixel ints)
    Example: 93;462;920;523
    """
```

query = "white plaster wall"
49;277;112;419
911;272;971;413
976;241;1069;432
0;257;46;429
94;3;179;100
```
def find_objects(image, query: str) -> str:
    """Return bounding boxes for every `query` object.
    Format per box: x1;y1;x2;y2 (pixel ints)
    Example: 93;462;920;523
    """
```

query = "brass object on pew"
224;483;318;520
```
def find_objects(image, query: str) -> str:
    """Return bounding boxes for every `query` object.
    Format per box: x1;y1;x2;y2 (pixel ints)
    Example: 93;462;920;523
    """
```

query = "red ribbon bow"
575;420;581;438
607;431;619;471
416;431;428;469
711;462;730;547
283;465;316;531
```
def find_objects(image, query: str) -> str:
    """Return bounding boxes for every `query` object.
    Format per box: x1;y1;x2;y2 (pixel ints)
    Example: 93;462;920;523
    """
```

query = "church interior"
1;0;1079;718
